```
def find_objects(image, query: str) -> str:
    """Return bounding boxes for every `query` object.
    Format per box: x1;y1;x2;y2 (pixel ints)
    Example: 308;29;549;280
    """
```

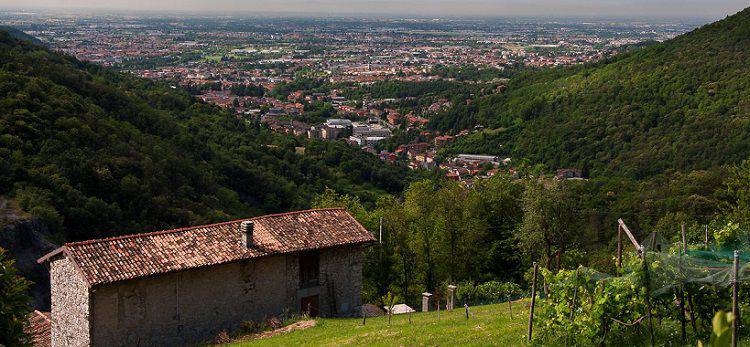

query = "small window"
299;252;320;288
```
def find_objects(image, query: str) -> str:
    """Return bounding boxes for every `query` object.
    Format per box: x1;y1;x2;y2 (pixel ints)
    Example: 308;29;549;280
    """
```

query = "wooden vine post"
678;225;699;335
362;304;366;325
677;288;687;344
617;219;655;346
617;224;623;270
565;268;580;347
528;262;539;343
507;296;513;319
569;268;579;323
642;244;655;347
617;219;641;254
681;223;687;253
732;250;740;347
705;225;709;247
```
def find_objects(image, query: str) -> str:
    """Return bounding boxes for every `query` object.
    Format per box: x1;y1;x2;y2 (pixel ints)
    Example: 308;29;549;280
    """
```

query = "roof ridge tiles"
39;207;371;286
63;207;346;248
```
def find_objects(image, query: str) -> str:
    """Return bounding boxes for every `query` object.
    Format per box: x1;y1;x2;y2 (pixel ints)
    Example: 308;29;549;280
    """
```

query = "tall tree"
0;248;31;346
517;179;583;271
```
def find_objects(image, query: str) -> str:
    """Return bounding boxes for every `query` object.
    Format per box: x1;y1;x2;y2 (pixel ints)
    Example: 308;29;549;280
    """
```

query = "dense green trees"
314;161;737;306
314;176;525;304
0;248;31;345
724;159;750;227
229;83;265;97
0;30;413;242
364;80;471;99
518;180;584;271
270;77;329;98
440;7;750;179
430;64;517;81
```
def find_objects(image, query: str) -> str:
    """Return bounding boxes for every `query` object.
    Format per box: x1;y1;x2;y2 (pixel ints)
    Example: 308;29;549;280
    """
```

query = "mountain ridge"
440;7;750;178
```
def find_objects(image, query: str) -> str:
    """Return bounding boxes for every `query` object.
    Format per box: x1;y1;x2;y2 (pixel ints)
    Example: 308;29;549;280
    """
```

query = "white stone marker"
422;292;432;312
447;285;457;310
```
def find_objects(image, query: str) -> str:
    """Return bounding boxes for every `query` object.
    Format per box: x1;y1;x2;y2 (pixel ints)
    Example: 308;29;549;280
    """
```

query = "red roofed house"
26;310;51;347
38;208;374;346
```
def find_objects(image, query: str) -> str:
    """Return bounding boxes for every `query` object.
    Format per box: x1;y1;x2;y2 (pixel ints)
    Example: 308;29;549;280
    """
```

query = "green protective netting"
560;229;750;298
646;251;740;296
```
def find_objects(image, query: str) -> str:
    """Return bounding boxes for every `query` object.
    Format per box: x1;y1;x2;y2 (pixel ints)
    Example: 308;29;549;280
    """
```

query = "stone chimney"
240;221;254;247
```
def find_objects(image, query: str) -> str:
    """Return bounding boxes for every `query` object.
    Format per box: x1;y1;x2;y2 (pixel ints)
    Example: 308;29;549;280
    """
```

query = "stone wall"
319;245;364;316
49;257;90;347
86;245;364;346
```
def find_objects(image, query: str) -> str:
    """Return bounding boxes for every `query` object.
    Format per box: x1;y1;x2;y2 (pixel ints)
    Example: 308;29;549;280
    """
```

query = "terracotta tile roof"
26;310;51;347
38;208;374;286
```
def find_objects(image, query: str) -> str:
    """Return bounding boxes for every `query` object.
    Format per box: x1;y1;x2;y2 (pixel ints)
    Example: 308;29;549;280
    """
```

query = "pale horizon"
0;0;747;19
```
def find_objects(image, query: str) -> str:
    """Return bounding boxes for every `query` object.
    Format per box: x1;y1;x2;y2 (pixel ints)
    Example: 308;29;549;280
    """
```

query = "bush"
534;265;648;346
714;221;742;248
455;280;522;305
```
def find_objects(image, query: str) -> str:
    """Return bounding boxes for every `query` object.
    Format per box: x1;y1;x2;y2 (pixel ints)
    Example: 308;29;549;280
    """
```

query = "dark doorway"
301;295;320;317
299;251;320;288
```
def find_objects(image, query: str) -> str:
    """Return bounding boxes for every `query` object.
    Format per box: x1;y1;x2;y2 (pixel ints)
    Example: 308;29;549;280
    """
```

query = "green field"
231;301;529;346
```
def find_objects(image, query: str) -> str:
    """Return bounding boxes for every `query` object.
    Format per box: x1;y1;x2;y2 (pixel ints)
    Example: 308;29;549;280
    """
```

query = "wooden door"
301;295;319;317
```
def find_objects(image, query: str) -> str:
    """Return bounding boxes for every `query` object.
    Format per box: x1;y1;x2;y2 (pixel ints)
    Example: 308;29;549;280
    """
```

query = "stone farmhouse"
37;208;374;346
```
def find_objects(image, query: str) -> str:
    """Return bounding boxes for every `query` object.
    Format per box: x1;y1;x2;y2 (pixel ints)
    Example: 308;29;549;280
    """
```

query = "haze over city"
1;0;748;17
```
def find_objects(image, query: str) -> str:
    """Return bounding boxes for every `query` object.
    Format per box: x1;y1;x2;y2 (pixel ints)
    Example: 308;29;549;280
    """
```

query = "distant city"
0;11;708;184
5;4;750;347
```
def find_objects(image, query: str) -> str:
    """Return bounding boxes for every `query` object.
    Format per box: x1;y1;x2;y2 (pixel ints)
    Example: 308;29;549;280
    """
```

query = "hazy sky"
1;0;748;18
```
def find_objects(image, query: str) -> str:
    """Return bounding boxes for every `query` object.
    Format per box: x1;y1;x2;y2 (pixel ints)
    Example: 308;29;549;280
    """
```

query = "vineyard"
530;220;750;346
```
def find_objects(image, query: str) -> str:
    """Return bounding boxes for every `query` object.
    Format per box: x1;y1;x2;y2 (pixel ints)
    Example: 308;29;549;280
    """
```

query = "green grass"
231;301;529;346
201;55;222;62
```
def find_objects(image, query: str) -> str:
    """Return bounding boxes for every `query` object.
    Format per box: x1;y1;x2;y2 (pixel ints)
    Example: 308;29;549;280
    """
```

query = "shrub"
534;266;648;346
714;221;742;248
455;280;522;305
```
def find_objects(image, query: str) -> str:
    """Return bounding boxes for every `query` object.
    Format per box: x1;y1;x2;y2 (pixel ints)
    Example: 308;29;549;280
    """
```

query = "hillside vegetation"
0;30;412;241
440;7;750;179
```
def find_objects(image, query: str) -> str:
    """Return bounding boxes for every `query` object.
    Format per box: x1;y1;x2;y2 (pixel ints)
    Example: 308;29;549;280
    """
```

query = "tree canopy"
0;30;414;242
441;7;750;179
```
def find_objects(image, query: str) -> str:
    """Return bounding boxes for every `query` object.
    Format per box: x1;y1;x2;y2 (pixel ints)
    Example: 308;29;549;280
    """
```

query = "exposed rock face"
0;217;57;310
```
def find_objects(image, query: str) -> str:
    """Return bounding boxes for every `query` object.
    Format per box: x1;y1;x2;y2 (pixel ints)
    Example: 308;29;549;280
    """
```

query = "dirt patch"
238;320;317;341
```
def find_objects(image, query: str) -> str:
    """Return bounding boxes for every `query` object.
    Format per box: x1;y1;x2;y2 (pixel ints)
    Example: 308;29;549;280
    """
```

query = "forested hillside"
440;7;750;179
0;30;413;242
0;26;44;46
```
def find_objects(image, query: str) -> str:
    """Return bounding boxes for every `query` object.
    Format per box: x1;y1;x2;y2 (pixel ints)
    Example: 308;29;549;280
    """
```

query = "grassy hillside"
441;7;750;179
0;30;413;241
228;300;750;347
230;302;529;346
